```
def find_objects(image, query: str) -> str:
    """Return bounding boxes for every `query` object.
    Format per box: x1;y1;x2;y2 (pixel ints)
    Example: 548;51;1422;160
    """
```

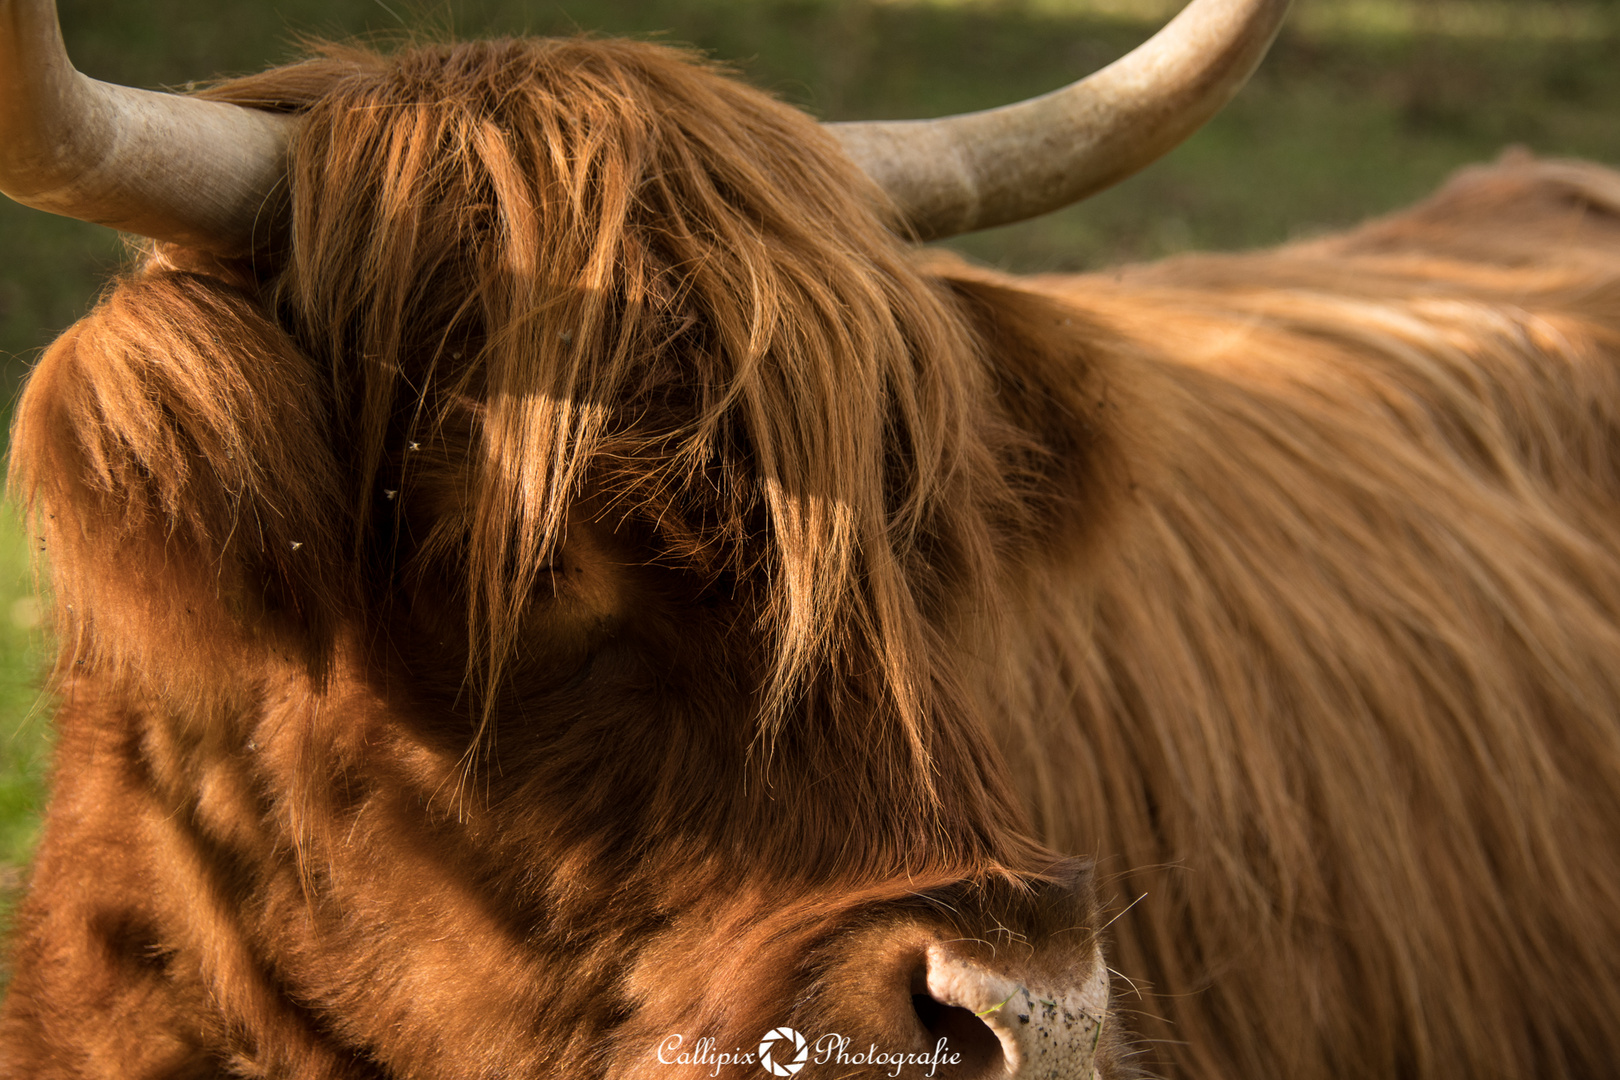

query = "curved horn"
0;0;292;255
830;0;1291;240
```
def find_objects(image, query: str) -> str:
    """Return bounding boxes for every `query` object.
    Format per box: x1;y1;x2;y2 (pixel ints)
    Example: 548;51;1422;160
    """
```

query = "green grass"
0;0;1616;927
0;505;51;930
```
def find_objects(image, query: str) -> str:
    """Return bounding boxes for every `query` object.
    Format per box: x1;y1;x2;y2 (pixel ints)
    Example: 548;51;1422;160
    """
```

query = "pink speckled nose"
911;941;1110;1079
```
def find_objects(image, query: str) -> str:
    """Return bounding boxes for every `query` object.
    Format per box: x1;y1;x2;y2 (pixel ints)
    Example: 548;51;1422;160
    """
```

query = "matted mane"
10;37;1138;865
237;37;1020;768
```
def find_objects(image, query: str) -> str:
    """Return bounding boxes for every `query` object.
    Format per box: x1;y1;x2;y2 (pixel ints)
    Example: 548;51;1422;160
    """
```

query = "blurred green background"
0;0;1616;942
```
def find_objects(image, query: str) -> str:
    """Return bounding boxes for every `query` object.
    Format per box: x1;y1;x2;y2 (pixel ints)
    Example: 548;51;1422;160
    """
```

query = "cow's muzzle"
910;940;1109;1080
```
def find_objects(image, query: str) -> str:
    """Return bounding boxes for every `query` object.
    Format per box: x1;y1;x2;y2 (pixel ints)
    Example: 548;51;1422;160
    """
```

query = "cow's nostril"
911;991;943;1029
910;979;1006;1078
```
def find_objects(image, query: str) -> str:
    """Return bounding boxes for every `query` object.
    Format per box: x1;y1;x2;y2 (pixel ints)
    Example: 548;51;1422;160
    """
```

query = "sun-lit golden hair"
16;38;1110;799
252;38;1047;775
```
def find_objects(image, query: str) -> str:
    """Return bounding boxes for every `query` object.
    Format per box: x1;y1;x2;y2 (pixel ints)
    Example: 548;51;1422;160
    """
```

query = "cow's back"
1004;155;1620;1079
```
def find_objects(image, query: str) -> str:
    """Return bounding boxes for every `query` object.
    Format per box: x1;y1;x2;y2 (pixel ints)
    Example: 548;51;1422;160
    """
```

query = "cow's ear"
9;271;350;706
941;269;1160;570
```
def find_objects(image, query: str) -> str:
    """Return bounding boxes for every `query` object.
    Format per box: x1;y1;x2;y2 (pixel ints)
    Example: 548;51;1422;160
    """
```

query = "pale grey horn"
830;0;1291;240
0;0;292;255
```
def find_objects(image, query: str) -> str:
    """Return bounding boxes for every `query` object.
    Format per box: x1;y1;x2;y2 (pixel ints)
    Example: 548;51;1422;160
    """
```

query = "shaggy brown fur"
2;34;1619;1080
1009;155;1620;1077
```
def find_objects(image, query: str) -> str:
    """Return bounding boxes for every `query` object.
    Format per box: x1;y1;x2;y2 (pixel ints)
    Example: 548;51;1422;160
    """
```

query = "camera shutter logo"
757;1027;808;1076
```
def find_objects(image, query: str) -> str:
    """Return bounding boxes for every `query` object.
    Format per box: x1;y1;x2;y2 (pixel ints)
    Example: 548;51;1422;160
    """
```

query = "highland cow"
2;0;1619;1077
